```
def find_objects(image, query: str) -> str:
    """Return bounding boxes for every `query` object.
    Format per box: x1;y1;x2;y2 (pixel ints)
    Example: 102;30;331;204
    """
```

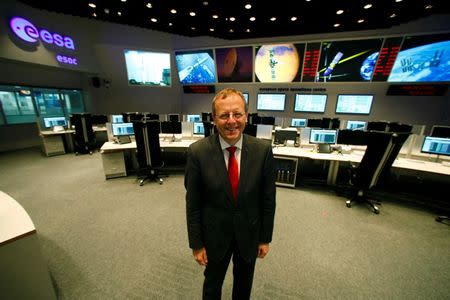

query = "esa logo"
9;17;75;50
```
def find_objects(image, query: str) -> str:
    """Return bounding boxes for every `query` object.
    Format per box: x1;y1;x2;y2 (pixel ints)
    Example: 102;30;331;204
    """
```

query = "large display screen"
215;46;253;82
371;37;403;81
302;42;322;82
256;93;286;111
254;43;305;82
387;33;450;83
175;49;217;84
294;94;327;113
316;38;384;82
335;95;374;115
124;50;171;86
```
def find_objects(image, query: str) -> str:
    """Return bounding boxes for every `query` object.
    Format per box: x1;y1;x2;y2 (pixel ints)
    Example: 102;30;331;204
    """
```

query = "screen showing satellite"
175;49;217;84
316;38;384;82
387;33;450;83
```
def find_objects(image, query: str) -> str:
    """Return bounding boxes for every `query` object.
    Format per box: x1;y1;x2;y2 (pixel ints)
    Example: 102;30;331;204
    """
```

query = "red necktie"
226;146;239;201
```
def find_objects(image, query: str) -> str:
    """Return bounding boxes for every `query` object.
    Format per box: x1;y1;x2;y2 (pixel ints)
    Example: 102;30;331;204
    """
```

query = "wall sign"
10;17;75;49
386;84;448;96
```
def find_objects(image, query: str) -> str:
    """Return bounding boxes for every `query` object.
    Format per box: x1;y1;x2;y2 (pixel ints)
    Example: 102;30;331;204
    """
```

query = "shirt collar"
219;134;243;151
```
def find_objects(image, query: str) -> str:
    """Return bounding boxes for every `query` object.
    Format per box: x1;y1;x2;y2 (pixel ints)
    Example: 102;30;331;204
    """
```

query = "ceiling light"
246;29;250;32
88;3;96;8
189;12;196;16
121;0;126;2
364;4;372;9
425;5;433;9
191;27;196;30
306;0;311;2
150;18;157;23
334;23;340;27
104;8;109;14
395;0;402;2
390;13;397;18
245;4;251;9
230;17;236;21
146;3;152;8
169;23;173;26
170;9;177;14
270;17;276;21
203;1;208;5
336;10;344;14
358;19;364;23
209;28;214;31
249;17;256;21
291;17;297;21
92;13;97;17
117;11;121;16
229;29;234;32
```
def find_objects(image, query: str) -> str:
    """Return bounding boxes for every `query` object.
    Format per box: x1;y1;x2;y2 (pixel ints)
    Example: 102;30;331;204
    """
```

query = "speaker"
92;77;101;88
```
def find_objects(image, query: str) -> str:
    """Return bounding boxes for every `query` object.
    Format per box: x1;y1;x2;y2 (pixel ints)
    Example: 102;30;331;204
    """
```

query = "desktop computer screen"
187;114;201;122
161;121;182;134
309;129;337;144
193;122;205;135
346;120;366;131
111;114;124;123
43;117;67;128
274;129;298;145
291;118;307;127
112;122;134;136
421;136;450;156
256;124;273;140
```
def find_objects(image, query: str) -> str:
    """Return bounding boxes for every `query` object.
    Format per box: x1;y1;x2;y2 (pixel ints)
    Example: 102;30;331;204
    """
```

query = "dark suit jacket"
185;133;276;262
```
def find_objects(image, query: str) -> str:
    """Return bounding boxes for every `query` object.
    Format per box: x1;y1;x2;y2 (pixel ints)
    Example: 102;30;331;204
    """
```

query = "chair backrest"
133;120;162;169
203;122;215;137
380;132;411;179
353;131;395;189
243;124;257;137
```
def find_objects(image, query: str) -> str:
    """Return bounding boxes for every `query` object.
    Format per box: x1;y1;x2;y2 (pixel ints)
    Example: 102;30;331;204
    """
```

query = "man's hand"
193;247;208;266
258;243;270;258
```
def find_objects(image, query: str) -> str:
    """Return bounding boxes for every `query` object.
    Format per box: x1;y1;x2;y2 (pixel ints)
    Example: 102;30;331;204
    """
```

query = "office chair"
71;113;96;155
203;122;215;137
133;120;167;185
243;123;257;137
345;131;397;214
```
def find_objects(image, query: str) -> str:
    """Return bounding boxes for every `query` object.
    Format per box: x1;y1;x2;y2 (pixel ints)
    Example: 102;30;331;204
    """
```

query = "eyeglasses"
216;112;245;121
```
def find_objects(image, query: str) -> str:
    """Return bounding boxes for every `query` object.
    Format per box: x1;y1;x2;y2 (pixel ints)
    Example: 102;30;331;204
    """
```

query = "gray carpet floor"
0;147;449;299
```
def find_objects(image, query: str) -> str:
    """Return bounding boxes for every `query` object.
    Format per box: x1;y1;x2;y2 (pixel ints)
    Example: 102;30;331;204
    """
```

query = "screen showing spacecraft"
175;49;217;84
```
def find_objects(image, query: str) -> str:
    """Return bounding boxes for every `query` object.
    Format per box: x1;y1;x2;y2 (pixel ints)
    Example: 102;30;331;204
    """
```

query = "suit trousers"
202;236;256;300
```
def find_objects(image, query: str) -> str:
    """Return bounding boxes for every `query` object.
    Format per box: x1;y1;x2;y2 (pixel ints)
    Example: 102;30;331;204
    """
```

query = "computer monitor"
111;114;124;123
242;92;249;103
256;93;286;111
421;136;450;156
291;118;307;128
168;114;180;122
294;94;327;113
309;129;337;144
161;121;182;134
367;121;389;132
111;122;134;136
337;129;367;145
307;118;323;128
43;116;67;128
256;124;273;140
187;114;201;122
193;122;205;135
430;125;450;138
274;129;298;145
91;114;108;125
346;120;367;131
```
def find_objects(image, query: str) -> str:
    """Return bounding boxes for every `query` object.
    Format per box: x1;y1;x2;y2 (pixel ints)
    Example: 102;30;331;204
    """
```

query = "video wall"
171;32;450;85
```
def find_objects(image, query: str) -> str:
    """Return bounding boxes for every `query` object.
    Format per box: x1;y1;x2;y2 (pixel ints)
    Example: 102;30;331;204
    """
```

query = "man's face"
213;94;247;145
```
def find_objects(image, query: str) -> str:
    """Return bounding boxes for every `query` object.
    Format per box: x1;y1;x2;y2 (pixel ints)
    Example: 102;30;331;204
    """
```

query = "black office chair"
133;120;167;185
243;124;257;137
345;131;398;214
71;113;96;155
203;122;215;137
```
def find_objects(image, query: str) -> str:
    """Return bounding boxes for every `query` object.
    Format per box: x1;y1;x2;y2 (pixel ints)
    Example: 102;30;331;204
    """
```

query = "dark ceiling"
17;0;450;40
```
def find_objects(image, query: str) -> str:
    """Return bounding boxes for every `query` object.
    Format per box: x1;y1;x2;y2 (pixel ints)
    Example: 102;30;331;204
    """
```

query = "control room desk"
100;140;197;179
40;129;75;156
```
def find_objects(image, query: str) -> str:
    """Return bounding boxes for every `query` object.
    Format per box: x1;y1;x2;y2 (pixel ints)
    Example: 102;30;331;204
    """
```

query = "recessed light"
210;28;215;31
230;17;236;21
249;17;256;21
395;0;402;2
212;15;219;19
150;18;157;23
334;23;340;27
92;13;97;17
146;3;152;8
189;12;196;16
358;19;364;23
121;0;126;2
88;3;96;8
390;13;397;18
270;17;276;21
203;1;208;5
117;11;122;16
104;8;110;14
425;5;433;9
246;29;250;32
336;9;344;15
364;4;372;9
170;9;177;14
229;29;234;32
245;4;251;9
191;27;196;30
291;16;297;21
169;22;173;26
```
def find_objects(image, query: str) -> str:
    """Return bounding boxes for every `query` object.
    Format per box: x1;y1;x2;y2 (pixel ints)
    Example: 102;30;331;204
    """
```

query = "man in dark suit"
185;88;276;299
